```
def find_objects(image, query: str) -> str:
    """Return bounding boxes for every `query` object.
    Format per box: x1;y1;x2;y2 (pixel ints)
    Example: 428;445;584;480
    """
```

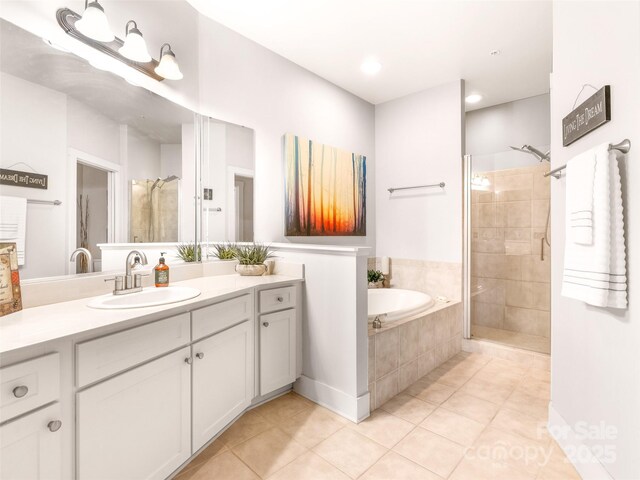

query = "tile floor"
472;325;551;354
174;352;579;480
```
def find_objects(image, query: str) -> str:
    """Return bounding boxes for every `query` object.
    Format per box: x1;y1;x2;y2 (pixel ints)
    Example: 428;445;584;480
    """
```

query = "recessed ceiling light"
361;59;382;75
465;94;483;104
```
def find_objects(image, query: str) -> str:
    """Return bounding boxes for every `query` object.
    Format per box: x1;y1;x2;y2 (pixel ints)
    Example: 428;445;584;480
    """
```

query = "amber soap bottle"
154;252;169;287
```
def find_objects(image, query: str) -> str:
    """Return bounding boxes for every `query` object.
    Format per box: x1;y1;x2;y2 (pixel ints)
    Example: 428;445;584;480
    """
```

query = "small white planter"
368;280;384;289
236;264;267;276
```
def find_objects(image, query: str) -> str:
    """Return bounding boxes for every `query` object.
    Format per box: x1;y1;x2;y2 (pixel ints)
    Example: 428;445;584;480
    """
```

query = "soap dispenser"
154;252;169;287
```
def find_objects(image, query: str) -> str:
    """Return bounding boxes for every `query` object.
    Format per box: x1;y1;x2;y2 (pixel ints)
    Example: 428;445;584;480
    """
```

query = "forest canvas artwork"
284;134;366;236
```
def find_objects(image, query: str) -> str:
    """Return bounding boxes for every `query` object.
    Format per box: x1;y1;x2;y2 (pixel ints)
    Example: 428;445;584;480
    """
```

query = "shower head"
163;175;179;183
509;145;550;162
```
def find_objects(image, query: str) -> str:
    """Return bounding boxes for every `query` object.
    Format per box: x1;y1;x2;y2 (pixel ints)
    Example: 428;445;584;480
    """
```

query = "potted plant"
176;242;201;262
234;243;273;276
210;243;237;260
368;269;385;288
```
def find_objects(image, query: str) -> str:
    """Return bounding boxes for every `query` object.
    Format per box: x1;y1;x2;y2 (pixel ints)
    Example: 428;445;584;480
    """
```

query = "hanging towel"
566;147;598;244
0;196;27;266
562;146;627;308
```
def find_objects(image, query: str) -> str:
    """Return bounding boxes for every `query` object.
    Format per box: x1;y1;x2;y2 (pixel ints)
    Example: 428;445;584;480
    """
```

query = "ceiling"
1;19;193;144
188;0;552;109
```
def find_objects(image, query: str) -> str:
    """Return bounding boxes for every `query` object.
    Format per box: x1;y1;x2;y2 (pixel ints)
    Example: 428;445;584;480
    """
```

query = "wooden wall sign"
0;168;48;189
0;243;22;317
562;86;611;146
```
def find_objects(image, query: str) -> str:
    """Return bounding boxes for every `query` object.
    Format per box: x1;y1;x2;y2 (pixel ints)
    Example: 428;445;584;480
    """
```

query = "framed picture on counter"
0;243;22;316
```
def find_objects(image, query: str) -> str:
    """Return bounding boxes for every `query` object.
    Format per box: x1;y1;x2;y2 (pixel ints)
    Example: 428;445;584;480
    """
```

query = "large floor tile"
279;406;347;448
490;407;548;442
232;427;308;478
177;451;260;480
380;393;438;424
450;455;535;480
266;451;350;480
219;409;273;447
393;427;466;478
174;439;228;479
420;408;485;447
359;451;442;480
348;410;415;448
406;379;456;405
473;427;549;476
441;392;500;424
313;428;387;479
503;389;550;421
254;392;315;424
458;377;515;404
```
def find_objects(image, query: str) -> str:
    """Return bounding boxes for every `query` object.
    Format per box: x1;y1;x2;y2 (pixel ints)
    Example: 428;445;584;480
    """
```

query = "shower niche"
130;176;180;243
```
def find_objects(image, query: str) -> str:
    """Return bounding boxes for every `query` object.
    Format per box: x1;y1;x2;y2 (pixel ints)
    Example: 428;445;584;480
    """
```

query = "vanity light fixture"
74;0;114;42
118;20;151;63
56;5;182;81
154;43;183;80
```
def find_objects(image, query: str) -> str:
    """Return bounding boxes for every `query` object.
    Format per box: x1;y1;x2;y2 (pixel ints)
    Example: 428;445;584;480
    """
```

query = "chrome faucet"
105;250;149;295
70;248;93;273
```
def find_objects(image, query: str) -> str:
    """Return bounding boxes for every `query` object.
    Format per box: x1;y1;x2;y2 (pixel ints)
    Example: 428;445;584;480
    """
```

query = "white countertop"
0;274;303;354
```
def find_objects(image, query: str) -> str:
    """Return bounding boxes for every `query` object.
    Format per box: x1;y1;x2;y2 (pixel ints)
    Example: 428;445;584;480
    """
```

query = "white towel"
562;147;627;308
566;147;599;244
0;196;27;266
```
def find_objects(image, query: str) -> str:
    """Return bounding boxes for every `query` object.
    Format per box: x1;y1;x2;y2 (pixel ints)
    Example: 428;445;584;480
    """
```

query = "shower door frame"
462;155;472;339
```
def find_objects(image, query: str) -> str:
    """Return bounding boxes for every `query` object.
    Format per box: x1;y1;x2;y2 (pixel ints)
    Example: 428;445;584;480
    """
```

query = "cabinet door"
0;403;63;480
192;321;253;452
260;309;296;396
77;347;191;480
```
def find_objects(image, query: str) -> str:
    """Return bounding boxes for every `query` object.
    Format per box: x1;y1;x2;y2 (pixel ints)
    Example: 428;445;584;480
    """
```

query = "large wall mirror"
0;19;255;281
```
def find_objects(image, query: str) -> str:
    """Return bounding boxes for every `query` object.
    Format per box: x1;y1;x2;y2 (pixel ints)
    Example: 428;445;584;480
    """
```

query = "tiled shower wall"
367;258;461;301
471;163;551;340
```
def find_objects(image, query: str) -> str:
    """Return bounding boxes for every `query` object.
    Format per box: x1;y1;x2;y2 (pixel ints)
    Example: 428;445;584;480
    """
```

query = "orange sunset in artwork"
285;134;366;236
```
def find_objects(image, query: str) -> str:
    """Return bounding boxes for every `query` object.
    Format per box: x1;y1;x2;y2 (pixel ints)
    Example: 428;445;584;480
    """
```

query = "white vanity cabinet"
0;352;63;480
257;286;299;396
77;347;191;480
191;320;253;451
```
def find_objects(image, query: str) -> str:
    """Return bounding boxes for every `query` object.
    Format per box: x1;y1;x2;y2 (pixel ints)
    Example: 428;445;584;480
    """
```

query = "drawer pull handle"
12;385;28;398
184;357;193;365
195;352;204;360
263;321;270;327
276;296;284;302
48;420;62;433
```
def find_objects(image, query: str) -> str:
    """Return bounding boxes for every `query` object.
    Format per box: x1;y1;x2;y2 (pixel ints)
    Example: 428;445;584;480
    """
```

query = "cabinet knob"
48;420;62;432
12;385;28;398
276;296;284;302
184;357;193;365
263;321;270;327
195;352;204;359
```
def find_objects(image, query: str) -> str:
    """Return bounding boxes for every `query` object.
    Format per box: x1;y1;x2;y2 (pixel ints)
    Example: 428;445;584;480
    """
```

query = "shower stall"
130;176;180;243
463;146;551;354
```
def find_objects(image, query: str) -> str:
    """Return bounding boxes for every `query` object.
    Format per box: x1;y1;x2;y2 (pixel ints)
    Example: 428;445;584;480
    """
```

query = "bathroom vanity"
0;274;303;480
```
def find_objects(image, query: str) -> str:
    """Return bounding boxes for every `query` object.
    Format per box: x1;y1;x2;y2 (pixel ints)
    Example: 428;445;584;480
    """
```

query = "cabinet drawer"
76;313;190;388
259;286;296;314
192;294;253;341
0;353;60;423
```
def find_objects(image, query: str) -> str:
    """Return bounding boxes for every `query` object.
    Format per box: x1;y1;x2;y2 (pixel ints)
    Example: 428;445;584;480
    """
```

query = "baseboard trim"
294;375;369;423
548;402;614;480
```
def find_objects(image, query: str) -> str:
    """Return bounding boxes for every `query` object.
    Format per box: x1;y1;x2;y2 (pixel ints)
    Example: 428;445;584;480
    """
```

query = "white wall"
549;2;640;479
226;123;254;171
67;97;121;165
375;80;464;262
197;16;376;248
0;72;67;279
466;94;550;156
160;144;182;179
126;127;161;182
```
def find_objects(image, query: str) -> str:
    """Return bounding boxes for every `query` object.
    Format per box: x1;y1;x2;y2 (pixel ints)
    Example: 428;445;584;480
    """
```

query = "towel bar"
545;139;631;179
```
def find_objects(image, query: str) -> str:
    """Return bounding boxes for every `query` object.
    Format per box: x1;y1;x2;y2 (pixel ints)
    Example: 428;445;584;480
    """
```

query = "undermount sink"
87;286;201;310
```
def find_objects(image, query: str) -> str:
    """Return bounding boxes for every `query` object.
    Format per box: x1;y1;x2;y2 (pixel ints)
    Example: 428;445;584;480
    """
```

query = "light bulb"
119;21;152;63
75;1;114;42
155;44;183;80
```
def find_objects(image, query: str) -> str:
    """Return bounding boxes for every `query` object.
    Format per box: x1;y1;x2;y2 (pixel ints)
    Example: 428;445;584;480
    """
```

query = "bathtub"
368;288;434;323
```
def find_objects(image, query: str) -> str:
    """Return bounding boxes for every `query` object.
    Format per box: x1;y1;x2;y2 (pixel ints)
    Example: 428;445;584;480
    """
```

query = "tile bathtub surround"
367;257;462;301
369;302;463;410
175;354;579;480
470;163;550;353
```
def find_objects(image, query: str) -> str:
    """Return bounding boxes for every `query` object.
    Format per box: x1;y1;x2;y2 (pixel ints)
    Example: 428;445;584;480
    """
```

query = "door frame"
462;154;472;340
67;148;121;274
